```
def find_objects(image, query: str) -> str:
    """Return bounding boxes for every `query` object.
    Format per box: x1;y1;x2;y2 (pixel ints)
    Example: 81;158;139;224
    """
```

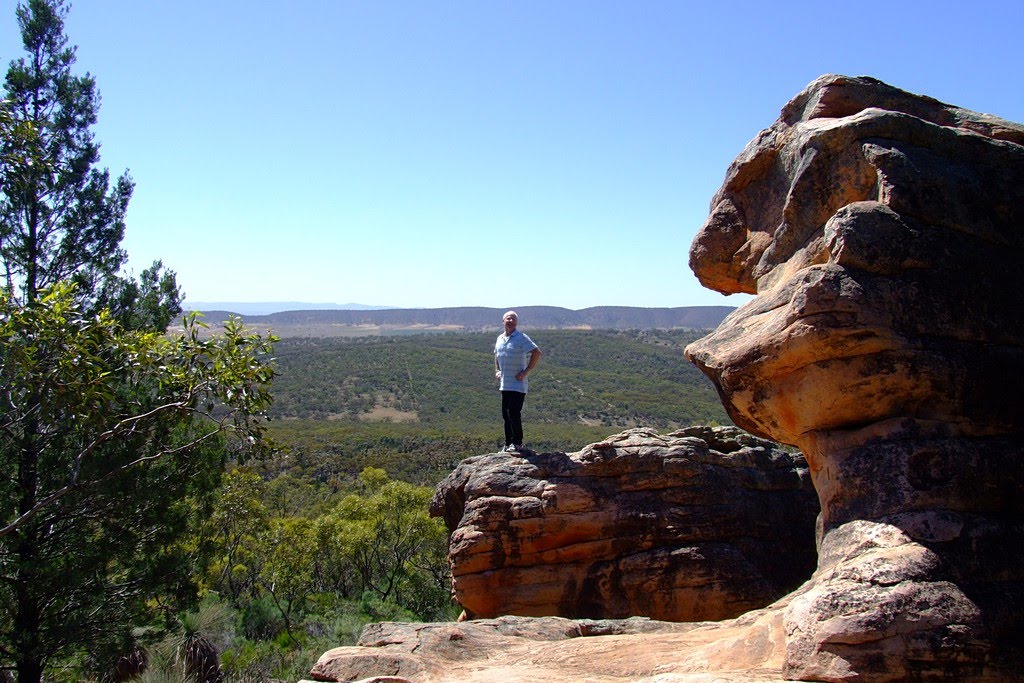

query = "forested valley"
262;328;729;485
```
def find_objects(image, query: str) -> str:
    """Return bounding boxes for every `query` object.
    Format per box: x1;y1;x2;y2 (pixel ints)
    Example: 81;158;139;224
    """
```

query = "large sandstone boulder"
686;74;1024;681
429;426;818;623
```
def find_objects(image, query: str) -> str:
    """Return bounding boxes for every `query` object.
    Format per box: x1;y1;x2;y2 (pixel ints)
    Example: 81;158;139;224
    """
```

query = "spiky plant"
158;601;234;683
133;640;194;683
108;646;147;683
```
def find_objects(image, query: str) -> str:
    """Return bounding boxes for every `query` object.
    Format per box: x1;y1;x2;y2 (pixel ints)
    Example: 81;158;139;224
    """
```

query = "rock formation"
686;74;1024;680
304;74;1024;683
430;426;817;622
306;612;793;683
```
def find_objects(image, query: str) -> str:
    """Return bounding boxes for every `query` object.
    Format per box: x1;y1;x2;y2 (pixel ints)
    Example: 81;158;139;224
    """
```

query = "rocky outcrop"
305;610;794;683
686;74;1024;680
305;74;1024;683
429;426;818;623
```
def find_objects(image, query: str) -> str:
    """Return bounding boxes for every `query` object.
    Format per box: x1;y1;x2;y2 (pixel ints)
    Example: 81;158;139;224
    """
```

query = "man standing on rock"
494;310;541;452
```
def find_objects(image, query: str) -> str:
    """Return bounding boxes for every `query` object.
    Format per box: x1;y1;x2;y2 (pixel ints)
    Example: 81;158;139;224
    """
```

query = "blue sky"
3;1;1022;310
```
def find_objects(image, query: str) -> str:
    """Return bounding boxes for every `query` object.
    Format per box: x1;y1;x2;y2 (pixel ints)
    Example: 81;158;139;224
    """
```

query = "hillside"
262;328;730;485
268;328;725;426
182;305;735;337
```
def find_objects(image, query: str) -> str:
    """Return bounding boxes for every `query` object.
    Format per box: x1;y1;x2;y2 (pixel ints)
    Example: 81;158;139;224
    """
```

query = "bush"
359;591;417;622
238;596;285;641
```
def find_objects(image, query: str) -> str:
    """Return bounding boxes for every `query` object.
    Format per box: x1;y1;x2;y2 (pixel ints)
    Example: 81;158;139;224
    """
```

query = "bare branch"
0;405;245;538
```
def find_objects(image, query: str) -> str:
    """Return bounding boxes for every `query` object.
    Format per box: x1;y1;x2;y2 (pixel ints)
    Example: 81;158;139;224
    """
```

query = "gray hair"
503;310;518;320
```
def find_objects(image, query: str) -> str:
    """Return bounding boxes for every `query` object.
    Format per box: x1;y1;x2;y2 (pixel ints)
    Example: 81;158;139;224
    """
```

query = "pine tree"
1;0;134;306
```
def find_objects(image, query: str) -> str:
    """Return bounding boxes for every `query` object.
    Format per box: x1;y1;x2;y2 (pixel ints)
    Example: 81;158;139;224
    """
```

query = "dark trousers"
501;390;527;446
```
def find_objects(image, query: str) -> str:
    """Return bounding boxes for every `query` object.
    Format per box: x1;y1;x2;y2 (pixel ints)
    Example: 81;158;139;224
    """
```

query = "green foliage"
257;515;316;645
96;258;183;332
263;419;635;488
237;596;285;642
170;601;233;683
126;599;233;683
204;469;270;603
218;633;321;683
325;471;449;609
262;472;327;517
177;466;453;681
258;328;728;491
0;99;45;194
0;284;276;682
205;466;451;619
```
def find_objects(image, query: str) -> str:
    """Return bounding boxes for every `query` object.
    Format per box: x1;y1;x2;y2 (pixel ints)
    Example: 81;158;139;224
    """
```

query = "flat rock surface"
306;609;794;683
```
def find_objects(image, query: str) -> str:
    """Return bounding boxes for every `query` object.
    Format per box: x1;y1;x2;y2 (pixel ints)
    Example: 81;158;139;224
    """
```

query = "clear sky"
2;1;1022;310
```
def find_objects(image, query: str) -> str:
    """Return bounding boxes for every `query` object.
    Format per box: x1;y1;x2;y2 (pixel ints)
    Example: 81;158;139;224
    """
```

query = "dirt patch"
358;406;419;423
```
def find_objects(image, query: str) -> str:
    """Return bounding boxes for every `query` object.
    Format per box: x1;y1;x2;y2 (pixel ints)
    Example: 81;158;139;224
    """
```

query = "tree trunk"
14;658;42;683
14;421;43;683
13;528;44;683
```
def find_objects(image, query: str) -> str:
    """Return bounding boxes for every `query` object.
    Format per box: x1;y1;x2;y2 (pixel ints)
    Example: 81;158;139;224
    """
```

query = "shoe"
504;444;519;452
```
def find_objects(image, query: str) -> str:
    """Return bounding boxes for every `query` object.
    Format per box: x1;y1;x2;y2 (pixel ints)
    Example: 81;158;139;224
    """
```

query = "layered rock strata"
686;74;1024;681
429;426;818;622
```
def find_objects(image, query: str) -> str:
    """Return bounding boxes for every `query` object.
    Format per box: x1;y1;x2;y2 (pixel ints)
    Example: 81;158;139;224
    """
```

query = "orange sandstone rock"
687;74;1024;681
430;426;818;623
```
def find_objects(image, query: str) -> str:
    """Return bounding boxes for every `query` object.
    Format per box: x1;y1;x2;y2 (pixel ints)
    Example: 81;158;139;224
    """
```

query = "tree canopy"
0;284;277;682
0;3;277;682
0;0;179;327
2;0;127;303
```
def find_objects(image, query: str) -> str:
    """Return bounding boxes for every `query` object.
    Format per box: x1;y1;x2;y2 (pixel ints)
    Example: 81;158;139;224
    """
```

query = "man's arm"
517;348;541;380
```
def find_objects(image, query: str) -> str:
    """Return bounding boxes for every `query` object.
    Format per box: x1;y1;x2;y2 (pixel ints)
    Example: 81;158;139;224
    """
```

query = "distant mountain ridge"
186;301;393;316
185;305;734;331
